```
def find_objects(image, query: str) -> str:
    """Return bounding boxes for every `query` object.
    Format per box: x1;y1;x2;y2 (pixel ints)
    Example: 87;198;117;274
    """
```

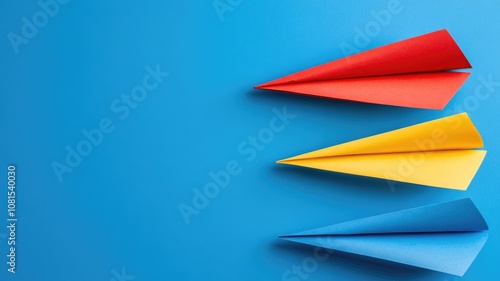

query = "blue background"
1;0;499;280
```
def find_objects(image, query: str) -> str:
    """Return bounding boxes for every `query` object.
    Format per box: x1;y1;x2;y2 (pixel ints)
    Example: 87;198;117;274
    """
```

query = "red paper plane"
255;29;471;109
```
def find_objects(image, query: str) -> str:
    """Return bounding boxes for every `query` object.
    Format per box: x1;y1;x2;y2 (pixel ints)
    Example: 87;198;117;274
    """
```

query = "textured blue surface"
1;1;500;280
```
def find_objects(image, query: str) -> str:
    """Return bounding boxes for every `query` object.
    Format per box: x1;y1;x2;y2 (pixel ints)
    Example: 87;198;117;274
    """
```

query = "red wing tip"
436;28;450;35
255;81;277;89
460;58;473;69
256;77;292;89
439;29;473;69
255;83;280;90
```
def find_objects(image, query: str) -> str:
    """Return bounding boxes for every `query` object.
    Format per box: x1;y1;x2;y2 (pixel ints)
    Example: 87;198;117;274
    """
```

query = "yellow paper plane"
277;113;486;190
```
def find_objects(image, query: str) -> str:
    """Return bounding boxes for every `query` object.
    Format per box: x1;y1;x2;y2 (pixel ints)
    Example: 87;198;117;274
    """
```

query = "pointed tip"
278;155;312;164
440;29;472;69
278;234;297;239
255;77;289;89
276;158;294;164
254;81;276;90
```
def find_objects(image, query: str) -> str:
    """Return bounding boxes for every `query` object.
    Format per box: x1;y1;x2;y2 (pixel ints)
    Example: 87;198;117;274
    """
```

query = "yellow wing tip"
276;159;289;164
277;154;307;163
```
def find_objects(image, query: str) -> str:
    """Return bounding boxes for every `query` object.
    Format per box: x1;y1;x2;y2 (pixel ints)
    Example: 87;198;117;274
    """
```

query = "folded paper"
280;198;488;276
277;113;486;190
255;29;471;109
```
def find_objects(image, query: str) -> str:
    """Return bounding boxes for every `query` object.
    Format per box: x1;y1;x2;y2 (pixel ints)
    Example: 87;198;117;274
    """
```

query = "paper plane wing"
277;113;486;190
281;198;487;236
280;199;488;276
255;29;472;109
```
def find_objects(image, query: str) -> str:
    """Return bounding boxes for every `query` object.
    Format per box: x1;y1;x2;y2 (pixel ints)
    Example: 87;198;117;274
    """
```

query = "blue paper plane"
280;198;488;276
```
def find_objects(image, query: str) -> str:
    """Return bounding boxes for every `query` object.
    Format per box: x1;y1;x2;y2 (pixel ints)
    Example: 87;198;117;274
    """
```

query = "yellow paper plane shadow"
277;113;486;190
